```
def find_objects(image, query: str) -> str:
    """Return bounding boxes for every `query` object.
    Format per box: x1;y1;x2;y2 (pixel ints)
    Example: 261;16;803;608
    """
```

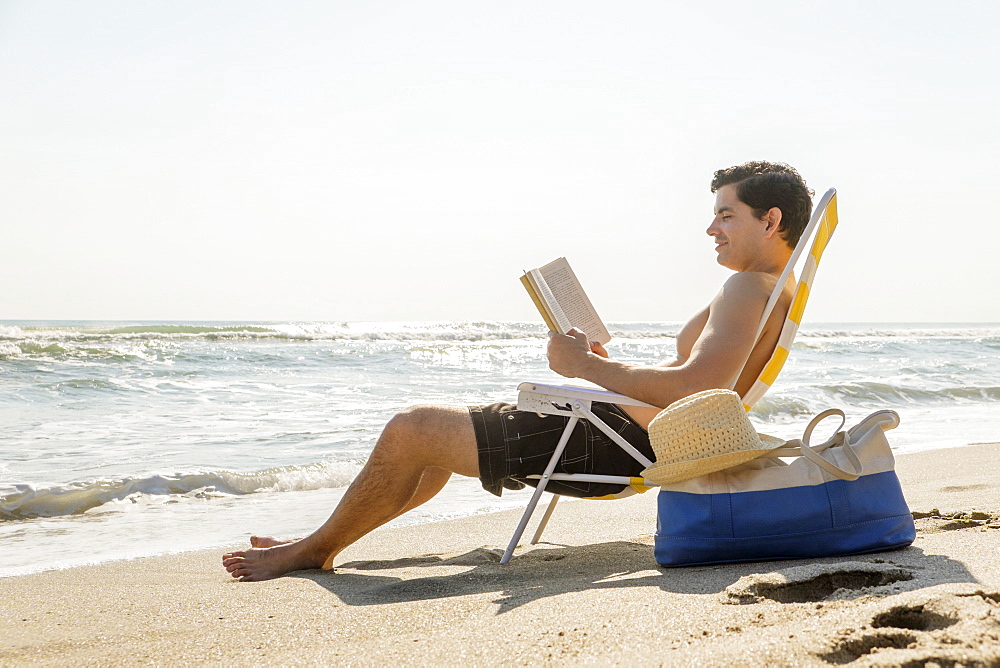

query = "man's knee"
381;405;478;473
384;404;454;443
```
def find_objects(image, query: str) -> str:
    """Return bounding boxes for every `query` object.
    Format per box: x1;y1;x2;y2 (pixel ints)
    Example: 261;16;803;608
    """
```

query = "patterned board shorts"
468;401;653;499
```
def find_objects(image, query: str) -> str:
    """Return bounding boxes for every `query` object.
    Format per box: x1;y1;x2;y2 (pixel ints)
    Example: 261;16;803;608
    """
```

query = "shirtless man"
223;161;814;581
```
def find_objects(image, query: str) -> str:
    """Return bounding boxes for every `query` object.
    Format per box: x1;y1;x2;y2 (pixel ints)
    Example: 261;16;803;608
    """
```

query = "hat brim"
641;434;785;485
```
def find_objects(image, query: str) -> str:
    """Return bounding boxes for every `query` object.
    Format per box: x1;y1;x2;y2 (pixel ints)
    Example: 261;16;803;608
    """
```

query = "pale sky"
3;1;998;323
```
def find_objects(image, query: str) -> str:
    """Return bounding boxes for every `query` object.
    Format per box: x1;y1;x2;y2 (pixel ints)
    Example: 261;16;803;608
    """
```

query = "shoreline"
1;440;991;581
2;443;998;665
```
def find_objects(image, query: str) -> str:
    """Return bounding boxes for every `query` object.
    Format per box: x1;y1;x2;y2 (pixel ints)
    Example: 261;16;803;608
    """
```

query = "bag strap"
766;409;864;481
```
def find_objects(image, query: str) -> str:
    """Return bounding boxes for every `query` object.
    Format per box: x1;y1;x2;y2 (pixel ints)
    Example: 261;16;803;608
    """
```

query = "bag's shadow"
290;540;976;614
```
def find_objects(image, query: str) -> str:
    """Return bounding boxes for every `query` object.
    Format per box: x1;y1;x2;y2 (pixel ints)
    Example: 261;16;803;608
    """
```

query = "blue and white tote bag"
654;409;916;567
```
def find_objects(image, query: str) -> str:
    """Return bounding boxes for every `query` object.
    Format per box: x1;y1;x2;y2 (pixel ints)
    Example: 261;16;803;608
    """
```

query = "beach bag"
653;408;916;567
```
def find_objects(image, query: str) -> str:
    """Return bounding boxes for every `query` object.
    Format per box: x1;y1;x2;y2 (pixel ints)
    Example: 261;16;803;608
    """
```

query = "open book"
520;257;612;345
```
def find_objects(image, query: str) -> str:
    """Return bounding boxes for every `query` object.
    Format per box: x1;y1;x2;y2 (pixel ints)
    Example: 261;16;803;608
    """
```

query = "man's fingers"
590;341;609;358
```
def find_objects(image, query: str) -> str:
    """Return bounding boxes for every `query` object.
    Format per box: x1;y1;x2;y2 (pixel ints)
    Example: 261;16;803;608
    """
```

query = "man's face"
707;184;768;271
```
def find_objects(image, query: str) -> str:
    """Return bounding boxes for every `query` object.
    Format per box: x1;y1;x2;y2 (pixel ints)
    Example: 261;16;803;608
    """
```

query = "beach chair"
500;188;839;564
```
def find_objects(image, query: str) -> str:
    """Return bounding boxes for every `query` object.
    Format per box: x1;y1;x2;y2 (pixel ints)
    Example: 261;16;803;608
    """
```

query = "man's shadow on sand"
291;539;978;614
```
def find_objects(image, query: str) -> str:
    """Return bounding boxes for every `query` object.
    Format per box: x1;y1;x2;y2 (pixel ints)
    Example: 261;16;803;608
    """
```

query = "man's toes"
231;565;260;581
223;557;247;572
229;564;253;578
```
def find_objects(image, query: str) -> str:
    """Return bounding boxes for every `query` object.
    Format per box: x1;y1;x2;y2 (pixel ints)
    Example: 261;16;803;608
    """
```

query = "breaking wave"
4;320;996;361
0;460;362;521
750;381;1000;421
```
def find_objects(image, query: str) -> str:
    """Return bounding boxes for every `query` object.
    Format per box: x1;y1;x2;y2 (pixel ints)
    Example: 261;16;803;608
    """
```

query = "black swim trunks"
468;401;653;499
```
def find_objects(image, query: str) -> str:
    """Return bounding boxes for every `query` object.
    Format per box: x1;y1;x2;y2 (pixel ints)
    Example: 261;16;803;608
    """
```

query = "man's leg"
222;405;479;581
248;466;452;549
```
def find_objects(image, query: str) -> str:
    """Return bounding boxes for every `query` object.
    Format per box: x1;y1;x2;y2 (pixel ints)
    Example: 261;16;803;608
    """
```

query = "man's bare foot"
222;540;327;582
250;535;296;548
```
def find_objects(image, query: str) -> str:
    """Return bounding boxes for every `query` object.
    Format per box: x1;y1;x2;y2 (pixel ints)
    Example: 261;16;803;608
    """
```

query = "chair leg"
530;494;560;545
500;475;551;565
500;416;579;565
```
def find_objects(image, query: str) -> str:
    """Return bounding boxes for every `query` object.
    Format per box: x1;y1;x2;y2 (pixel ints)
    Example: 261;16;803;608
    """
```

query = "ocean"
2;321;998;578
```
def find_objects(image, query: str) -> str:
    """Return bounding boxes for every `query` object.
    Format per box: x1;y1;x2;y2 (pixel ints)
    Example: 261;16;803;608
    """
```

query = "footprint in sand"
912;509;1000;534
817;591;1000;665
723;561;914;605
819;629;920;663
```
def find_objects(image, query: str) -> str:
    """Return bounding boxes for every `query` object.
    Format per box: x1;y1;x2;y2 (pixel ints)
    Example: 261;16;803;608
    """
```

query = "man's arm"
546;273;773;408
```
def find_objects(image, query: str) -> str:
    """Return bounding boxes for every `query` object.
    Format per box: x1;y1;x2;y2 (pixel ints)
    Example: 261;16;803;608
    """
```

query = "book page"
536;257;611;345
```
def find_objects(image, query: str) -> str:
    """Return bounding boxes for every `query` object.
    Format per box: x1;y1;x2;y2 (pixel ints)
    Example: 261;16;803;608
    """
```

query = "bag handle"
767;409;864;481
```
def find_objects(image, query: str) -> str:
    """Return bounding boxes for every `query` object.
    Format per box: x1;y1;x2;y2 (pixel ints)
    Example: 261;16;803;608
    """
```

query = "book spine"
520;273;560;333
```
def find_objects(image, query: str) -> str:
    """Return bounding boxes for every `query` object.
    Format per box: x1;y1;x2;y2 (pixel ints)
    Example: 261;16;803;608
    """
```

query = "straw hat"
640;389;785;484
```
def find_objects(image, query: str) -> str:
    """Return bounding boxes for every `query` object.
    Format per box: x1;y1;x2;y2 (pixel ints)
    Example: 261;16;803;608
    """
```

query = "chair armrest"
516;381;657;409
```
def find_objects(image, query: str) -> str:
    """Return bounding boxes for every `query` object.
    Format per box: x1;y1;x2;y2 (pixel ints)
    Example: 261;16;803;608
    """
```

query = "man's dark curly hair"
711;161;814;248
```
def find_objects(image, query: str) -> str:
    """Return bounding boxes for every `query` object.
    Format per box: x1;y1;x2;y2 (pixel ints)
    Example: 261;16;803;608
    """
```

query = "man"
223;161;814;581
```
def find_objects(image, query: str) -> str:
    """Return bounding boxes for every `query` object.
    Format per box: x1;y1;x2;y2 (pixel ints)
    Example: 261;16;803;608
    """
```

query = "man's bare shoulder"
718;271;778;302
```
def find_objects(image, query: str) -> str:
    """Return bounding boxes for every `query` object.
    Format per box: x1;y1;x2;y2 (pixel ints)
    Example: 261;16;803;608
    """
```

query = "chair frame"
499;188;839;564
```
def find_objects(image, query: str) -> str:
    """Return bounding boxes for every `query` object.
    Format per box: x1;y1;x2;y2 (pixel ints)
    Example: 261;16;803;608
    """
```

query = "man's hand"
547;328;605;378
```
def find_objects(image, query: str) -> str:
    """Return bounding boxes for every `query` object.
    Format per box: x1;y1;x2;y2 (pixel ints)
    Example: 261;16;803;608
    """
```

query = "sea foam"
0;461;363;521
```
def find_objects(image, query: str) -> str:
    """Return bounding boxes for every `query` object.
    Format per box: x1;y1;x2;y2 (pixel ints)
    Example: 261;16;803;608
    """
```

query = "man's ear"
762;207;782;238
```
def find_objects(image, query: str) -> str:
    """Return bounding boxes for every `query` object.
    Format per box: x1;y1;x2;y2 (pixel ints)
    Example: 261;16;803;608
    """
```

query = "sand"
1;443;998;666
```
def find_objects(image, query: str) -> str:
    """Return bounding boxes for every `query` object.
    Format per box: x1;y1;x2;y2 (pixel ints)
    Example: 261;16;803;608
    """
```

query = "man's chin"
716;257;741;271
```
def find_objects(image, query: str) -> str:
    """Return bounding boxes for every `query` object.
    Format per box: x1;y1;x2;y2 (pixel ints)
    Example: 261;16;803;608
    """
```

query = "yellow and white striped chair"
501;188;839;564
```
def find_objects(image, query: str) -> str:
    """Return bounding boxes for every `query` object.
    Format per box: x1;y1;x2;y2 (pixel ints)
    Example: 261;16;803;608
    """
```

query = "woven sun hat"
640;389;785;485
